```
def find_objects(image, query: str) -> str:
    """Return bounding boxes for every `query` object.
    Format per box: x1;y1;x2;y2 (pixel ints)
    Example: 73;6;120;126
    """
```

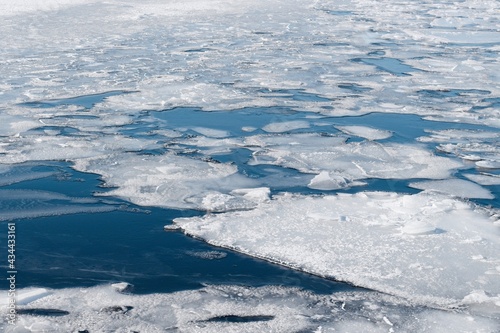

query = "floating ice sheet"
464;173;500;186
73;152;257;211
262;120;310;133
409;179;495;200
335;125;392;140
175;191;500;308
2;284;498;333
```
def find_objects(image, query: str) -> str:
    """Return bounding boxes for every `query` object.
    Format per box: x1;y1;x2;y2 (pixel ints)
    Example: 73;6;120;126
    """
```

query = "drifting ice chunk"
191;127;231;138
335;125;392;140
230;187;270;203
174;191;500;307
308;171;364;190
409;179;495;199
262;120;310;133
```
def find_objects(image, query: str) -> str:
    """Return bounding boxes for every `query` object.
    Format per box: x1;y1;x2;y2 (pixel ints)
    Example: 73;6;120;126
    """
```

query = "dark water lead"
418;89;491;98
18;90;135;109
202;315;275;323
16;308;70;317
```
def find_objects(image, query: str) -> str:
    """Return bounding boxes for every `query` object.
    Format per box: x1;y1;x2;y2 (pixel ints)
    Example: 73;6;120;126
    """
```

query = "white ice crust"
247;133;462;181
1;284;499;333
175;191;500;307
335;125;392;140
409;179;495;199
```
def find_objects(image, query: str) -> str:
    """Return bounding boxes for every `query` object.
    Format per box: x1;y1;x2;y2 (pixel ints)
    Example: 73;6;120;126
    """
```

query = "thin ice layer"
175;191;500;307
2;284;498;333
0;189;116;221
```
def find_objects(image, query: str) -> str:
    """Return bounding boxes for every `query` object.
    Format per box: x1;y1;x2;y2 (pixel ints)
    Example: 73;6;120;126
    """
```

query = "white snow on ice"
1;284;499;333
335;125;392;140
175;191;500;307
409;179;495;200
247;133;462;181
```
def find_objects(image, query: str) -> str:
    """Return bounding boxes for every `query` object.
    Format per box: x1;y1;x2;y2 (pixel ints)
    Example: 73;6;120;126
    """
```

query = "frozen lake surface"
0;0;499;331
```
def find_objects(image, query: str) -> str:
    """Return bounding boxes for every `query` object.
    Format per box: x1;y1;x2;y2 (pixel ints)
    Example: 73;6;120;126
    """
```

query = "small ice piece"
230;187;271;203
476;160;500;169
308;171;350;190
191;127;230;138
335;125;392;140
262;120;310;133
242;126;257;132
408;179;494;199
111;282;134;294
164;224;181;231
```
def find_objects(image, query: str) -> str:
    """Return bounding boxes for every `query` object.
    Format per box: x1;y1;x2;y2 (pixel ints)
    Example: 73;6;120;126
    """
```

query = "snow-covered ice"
248;133;462;182
409;179;495;200
175;191;500;308
335;125;393;140
2;284;499;333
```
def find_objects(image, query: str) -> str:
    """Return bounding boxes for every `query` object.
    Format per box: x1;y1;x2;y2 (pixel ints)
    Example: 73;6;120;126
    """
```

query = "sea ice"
409;179;495;200
262;120;310;133
247;133;462;182
464;173;500;186
174;191;500;308
73;152;257;210
2;283;498;333
418;129;500;170
335;125;393;140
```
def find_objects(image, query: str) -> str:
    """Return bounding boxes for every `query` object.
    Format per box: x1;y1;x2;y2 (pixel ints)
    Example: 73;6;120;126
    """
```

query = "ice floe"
1;283;499;333
335;125;392;141
73;152;256;210
409;179;495;200
262;120;310;133
174;191;500;308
